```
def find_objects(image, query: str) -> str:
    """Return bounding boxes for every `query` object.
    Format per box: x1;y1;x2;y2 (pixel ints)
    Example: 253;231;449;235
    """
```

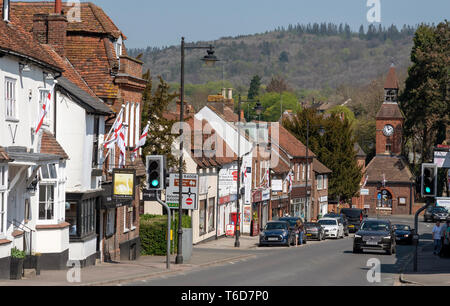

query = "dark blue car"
394;224;414;245
259;221;294;247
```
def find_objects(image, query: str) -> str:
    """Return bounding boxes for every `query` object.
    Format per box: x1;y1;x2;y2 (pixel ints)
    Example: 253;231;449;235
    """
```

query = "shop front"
252;189;270;233
271;196;290;220
217;194;237;237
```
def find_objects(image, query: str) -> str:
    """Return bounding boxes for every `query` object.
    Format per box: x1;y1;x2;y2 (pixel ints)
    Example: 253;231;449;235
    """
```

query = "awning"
6;147;62;165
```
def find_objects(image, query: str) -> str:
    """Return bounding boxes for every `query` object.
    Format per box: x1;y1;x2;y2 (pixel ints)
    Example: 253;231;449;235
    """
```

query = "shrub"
140;214;191;256
11;248;26;259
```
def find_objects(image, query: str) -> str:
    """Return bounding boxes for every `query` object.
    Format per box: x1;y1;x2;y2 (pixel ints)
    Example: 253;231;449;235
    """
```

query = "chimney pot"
2;0;10;22
55;0;62;14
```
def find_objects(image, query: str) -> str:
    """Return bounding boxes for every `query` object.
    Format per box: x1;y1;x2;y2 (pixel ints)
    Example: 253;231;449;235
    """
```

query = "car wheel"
386;244;393;255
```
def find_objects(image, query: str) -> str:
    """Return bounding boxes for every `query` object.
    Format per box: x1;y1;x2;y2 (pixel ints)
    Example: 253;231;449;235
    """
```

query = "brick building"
364;65;415;215
11;0;147;262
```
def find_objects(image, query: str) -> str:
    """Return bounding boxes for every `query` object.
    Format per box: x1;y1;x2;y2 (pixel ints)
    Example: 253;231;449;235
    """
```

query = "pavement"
0;235;260;286
400;239;450;286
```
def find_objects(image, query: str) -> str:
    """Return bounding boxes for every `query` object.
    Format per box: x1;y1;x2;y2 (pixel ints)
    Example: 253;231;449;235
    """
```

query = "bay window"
38;163;61;223
39;184;55;220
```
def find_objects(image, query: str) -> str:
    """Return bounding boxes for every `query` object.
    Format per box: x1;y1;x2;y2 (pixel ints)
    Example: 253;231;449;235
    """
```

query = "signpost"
166;173;199;210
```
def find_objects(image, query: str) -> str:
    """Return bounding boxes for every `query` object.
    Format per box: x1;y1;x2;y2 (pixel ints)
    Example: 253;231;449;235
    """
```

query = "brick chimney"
32;0;67;57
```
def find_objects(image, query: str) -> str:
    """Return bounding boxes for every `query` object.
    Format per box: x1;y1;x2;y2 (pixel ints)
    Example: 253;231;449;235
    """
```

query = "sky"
24;0;450;49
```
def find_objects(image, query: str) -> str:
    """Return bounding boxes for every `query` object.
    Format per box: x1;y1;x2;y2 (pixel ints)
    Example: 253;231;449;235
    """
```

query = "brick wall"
376;119;404;155
365;184;415;215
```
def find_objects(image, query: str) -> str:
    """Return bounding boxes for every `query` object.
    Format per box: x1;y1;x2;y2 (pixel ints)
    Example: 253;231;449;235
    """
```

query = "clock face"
383;125;394;137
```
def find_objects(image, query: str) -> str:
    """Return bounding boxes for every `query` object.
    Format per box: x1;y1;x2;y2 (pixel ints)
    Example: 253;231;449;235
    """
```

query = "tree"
400;22;450;165
248;75;262;100
279;51;289;63
283;109;363;203
266;75;292;94
259;91;301;122
141;70;179;169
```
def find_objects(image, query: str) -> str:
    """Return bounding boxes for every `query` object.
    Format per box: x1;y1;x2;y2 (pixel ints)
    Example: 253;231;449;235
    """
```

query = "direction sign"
166;173;199;210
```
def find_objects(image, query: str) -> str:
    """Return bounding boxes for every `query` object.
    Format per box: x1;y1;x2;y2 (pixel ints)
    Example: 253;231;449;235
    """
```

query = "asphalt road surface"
127;216;428;286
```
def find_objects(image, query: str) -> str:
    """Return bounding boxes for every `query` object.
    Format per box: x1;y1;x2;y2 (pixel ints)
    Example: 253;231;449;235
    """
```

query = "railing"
8;219;35;256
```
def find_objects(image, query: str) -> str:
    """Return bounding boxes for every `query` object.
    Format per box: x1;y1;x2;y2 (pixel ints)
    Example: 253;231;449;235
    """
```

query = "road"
127;216;429;286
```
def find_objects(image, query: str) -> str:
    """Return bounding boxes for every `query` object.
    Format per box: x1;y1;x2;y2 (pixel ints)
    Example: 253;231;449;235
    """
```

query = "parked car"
394;224;415;245
305;222;325;241
340;208;365;233
318;218;344;239
424;206;449;222
353;219;396;255
324;213;349;236
259;221;295;247
279;217;307;244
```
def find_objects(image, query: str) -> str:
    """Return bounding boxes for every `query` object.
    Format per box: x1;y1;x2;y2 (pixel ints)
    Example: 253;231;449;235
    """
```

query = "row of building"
0;0;144;278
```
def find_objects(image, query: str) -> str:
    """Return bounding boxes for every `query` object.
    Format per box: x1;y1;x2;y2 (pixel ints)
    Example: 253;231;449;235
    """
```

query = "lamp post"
235;95;262;248
304;119;325;222
177;37;219;265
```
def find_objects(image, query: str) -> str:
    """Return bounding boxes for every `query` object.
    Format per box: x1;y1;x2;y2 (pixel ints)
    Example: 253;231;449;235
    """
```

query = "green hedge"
140;214;191;256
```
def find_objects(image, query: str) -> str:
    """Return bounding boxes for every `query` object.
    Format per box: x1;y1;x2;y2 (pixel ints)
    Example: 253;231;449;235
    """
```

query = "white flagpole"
103;105;125;164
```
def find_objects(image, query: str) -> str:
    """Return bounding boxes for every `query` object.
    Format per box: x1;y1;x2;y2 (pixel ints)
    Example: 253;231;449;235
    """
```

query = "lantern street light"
176;38;219;265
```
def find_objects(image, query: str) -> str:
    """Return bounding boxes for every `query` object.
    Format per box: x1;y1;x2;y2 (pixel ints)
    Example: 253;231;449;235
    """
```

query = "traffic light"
421;163;437;198
146;155;166;191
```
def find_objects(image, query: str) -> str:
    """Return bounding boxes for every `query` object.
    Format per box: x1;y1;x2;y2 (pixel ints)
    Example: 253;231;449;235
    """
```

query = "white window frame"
0;165;7;238
317;175;324;190
123;206;129;233
39;88;51;126
324;175;328;189
135;103;140;148
296;164;300;182
5;77;17;121
109;146;116;172
38;163;59;224
129;102;135;147
302;163;306;180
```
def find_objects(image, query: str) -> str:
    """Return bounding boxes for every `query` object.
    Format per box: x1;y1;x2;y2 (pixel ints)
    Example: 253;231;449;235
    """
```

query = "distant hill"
129;23;415;92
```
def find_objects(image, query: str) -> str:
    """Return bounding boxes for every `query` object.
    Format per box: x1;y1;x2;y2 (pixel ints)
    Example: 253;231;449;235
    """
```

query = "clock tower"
375;64;404;156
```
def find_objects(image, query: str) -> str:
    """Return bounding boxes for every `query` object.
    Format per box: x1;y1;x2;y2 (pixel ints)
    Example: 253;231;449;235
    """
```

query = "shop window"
199;200;207;235
66;202;78;236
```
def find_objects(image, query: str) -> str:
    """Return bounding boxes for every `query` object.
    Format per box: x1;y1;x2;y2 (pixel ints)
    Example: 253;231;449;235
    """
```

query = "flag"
117;124;126;168
288;171;293;193
104;108;124;149
35;84;54;134
132;122;150;161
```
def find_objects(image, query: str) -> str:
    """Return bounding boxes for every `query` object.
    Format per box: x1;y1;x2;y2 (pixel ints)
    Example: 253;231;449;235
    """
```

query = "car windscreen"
434;207;448;213
279;219;297;227
341;209;362;218
305;223;318;227
395;225;411;231
318;220;337;226
361;221;389;232
265;223;287;230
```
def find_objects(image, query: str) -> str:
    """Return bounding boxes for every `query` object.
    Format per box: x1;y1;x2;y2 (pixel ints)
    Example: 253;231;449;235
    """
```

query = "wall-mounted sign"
360;189;370;196
271;180;283;192
112;169;136;200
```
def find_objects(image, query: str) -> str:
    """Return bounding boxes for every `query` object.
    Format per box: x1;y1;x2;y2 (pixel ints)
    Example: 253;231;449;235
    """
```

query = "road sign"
166;173;198;210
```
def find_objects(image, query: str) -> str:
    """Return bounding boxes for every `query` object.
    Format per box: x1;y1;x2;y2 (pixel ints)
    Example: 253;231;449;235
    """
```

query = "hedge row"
140;214;191;256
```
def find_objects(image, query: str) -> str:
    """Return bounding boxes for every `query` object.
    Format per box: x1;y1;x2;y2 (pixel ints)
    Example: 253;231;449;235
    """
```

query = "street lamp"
177;37;219;265
304;119;325;222
235;95;262;248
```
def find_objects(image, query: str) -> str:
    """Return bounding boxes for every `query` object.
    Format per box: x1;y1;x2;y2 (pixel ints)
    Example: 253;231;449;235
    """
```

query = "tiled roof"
313;158;332;174
272;149;291;174
0;146;11;162
40;131;69;160
65;35;119;99
354;143;367;158
0;10;63;72
186;117;236;168
10;2;123;100
10;1;122;38
270;125;316;158
57;77;113;115
208;104;240;123
384;65;399;89
376;103;404;120
365;155;414;183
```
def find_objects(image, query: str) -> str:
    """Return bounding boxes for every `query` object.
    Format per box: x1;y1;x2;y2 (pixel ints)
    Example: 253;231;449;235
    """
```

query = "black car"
394;224;415;245
424;206;449;222
305;222;325;241
259;221;295;247
279;217;307;244
340;208;365;233
353;219;397;255
324;213;349;236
